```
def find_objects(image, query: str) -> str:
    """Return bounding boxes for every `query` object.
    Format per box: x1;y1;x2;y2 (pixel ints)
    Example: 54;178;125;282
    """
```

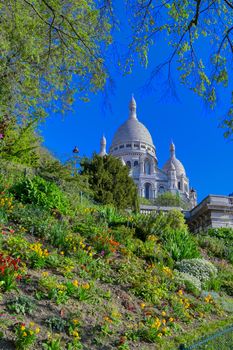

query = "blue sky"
40;8;233;203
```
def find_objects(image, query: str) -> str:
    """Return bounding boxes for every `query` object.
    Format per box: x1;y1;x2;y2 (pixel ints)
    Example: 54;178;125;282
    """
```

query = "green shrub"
207;228;233;240
134;209;187;241
10;204;54;238
162;229;200;261
11;176;70;214
176;258;217;283
153;192;188;209
175;271;202;292
7;295;35;315
197;235;233;263
218;265;233;296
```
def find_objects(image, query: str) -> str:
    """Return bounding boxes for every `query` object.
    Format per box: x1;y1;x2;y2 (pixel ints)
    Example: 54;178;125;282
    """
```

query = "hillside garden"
0;155;232;350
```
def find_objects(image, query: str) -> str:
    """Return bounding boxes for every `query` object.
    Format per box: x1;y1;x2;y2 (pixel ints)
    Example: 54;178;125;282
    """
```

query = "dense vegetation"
81;155;139;211
140;192;189;210
0;148;233;350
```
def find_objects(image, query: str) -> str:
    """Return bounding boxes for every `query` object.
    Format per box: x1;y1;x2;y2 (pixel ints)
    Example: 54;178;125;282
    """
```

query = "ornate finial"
99;135;107;157
101;135;106;145
170;141;175;157
129;94;137;119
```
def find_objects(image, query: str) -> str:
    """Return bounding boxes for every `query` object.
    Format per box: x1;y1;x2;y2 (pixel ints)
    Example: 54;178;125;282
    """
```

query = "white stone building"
99;96;197;208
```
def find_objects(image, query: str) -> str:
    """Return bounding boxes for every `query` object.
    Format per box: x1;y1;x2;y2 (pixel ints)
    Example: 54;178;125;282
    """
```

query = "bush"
197;235;233;263
11;176;70;214
134;209;187;241
7;295;35;315
176;258;218;283
175;271;202;293
153;192;188;209
207;228;233;240
162;229;200;261
10;204;54;238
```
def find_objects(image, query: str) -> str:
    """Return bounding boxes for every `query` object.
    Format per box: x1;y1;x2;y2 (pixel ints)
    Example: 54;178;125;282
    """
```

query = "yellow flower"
29;322;35;327
89;252;93;257
161;311;166;316
60;251;64;255
72;319;79;325
169;317;174;322
82;283;90;289
204;294;213;303
21;325;26;331
35;327;40;334
72;330;80;338
177;289;183;296
29;330;34;335
140;303;146;309
162;319;166;325
157;333;163;338
23;332;27;337
73;280;79;287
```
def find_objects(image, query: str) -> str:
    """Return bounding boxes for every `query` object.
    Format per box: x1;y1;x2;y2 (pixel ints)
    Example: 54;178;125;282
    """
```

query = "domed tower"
109;96;158;199
163;142;190;200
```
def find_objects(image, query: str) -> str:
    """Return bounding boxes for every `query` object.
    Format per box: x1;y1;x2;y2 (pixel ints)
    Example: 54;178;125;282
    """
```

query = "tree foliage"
1;1;233;137
106;0;233;137
81;154;139;211
0;0;112;120
154;192;189;209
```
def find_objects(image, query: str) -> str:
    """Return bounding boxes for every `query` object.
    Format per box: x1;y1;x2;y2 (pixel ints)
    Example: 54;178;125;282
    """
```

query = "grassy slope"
0;170;233;349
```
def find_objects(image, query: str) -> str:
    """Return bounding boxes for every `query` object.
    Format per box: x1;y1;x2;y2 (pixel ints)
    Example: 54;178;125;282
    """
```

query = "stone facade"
99;96;197;209
186;195;233;232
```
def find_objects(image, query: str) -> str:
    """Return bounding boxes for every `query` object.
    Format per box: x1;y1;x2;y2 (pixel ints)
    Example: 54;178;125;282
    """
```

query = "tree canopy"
81;154;139;211
1;1;233;137
114;0;233;137
0;0;112;121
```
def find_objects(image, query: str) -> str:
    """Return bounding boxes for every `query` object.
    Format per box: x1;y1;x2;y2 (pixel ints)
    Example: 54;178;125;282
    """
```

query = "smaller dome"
163;142;186;177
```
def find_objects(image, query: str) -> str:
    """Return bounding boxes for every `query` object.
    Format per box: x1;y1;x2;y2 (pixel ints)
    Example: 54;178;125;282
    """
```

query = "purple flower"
0;134;4;139
100;250;105;257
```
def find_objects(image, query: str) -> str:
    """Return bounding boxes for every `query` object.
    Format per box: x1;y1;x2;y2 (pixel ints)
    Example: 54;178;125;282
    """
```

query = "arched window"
159;185;165;194
144;159;151;175
178;182;181;190
126;161;131;169
134;160;139;167
144;183;152;199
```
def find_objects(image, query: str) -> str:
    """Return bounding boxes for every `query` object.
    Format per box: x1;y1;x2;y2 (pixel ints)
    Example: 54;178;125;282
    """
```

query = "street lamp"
72;146;79;176
72;146;83;203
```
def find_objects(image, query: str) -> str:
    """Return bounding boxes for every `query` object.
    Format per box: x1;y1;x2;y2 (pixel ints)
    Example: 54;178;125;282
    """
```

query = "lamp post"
72;146;83;204
72;146;79;176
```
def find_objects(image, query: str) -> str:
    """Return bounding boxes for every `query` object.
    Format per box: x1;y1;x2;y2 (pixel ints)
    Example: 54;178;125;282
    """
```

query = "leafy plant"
176;259;218;283
14;323;40;350
11;176;70;214
162;229;200;261
7;295;35;315
0;253;21;292
46;316;67;332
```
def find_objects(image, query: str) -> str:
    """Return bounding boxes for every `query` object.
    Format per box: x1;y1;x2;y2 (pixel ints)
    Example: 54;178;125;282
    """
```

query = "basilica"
99;96;197;209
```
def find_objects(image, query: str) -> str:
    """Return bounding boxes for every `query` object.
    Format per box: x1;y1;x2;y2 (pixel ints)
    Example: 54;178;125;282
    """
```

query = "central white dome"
112;118;154;146
111;96;154;148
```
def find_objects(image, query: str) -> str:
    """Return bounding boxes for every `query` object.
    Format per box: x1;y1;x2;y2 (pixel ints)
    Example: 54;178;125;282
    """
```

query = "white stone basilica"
99;96;197;209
